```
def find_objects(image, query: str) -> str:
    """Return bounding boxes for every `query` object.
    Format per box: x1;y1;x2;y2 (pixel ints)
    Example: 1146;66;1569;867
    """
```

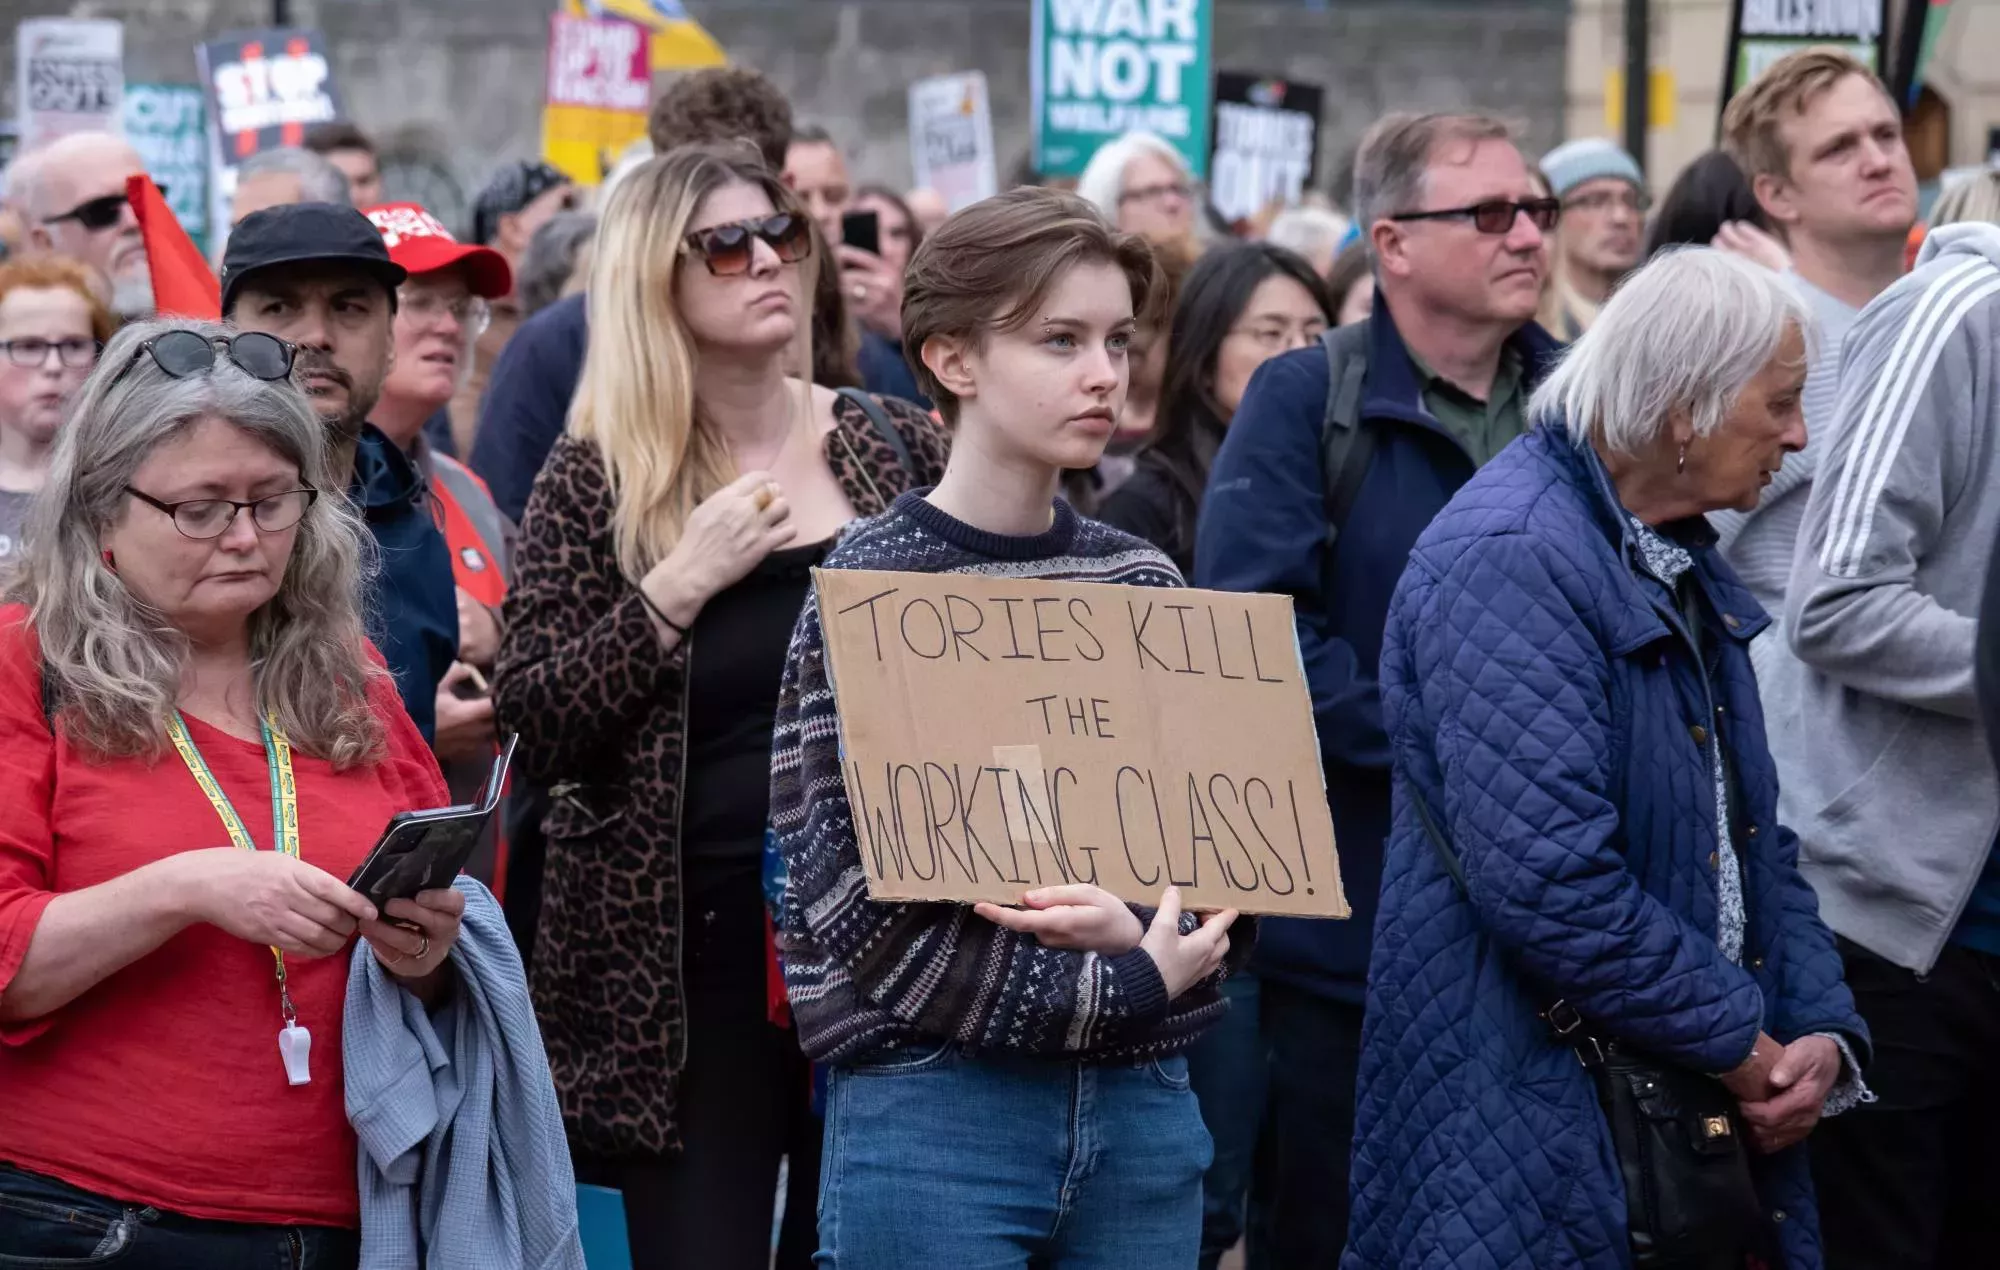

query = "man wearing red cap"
365;202;518;886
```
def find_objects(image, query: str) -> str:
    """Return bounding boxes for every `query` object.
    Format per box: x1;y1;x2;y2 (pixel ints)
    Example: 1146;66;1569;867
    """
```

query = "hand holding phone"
841;208;881;257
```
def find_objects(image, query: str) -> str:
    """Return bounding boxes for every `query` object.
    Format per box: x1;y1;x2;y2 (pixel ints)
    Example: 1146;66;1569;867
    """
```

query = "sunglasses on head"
44;186;162;232
1389;197;1562;235
110;330;297;388
680;213;813;276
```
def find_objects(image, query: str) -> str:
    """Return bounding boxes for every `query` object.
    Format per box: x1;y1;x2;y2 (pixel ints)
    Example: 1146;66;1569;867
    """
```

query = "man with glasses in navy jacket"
1194;111;1561;1267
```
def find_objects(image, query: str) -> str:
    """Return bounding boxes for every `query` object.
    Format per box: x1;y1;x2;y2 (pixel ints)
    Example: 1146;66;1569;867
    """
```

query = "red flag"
126;174;220;321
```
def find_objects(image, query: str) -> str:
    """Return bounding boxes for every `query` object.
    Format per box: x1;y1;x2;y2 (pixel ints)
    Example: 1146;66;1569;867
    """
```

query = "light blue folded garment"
345;876;585;1270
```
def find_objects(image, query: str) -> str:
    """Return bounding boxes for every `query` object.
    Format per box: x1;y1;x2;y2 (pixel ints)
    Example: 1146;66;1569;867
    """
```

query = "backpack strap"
835;387;917;482
1319;322;1379;552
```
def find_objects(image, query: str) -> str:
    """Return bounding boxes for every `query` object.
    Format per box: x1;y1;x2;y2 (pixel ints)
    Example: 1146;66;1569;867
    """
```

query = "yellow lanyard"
165;711;303;1026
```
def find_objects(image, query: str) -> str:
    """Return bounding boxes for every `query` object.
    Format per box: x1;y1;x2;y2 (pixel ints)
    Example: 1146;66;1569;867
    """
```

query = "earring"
1677;444;1687;475
100;549;116;572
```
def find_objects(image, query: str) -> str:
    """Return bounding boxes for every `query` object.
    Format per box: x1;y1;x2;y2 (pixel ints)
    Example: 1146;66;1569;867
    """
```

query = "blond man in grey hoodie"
1784;221;2000;1268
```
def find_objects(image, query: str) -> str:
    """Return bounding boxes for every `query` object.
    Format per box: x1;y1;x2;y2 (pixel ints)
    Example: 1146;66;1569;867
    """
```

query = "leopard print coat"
495;391;950;1156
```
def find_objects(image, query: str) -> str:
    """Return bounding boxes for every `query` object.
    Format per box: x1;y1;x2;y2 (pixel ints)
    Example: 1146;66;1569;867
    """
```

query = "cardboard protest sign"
16;19;123;151
124;85;210;247
541;13;653;185
1208;73;1323;227
1031;0;1213;180
813;569;1346;918
196;29;342;243
1721;0;1885;120
908;72;998;213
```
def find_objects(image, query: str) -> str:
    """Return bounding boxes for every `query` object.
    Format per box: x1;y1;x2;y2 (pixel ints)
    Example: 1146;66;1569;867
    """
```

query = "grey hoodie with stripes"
1781;223;2000;974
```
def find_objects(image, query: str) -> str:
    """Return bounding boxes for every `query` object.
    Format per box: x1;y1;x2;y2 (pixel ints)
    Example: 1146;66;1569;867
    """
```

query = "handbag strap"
1406;778;1606;1064
1675;576;1753;927
835;387;917;482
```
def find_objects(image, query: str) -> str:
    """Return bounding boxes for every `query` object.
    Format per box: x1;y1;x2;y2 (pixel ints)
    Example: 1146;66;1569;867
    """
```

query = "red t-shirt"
0;606;448;1227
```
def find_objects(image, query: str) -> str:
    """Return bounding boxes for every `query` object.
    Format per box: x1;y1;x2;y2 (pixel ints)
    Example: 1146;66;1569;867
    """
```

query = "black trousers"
1812;937;2000;1269
1255;981;1365;1269
572;863;821;1270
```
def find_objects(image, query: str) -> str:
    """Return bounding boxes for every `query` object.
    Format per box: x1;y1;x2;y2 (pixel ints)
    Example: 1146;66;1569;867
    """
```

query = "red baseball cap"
362;202;512;299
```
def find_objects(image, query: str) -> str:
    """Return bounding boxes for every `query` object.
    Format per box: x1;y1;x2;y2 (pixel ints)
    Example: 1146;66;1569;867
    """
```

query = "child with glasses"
771;187;1245;1269
0;257;114;566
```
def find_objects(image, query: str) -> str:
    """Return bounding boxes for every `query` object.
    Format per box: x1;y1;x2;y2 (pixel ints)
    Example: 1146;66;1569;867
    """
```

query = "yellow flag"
565;0;726;71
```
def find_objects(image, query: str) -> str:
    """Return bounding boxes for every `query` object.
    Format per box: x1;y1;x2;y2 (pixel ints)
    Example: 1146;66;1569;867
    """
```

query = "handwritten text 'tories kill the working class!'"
822;580;1342;917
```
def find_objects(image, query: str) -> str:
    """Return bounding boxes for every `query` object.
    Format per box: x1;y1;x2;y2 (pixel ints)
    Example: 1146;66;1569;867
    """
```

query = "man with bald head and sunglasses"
218;201;459;744
11;131;151;320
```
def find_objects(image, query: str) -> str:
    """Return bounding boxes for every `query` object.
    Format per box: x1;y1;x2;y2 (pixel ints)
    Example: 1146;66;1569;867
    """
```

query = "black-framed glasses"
1390;198;1562;235
111;330;297;389
0;337;98;368
124;486;319;540
681;213;813;276
43;187;161;232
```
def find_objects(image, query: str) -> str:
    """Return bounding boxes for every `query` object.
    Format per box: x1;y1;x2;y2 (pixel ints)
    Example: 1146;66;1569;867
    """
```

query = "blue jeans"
0;1163;358;1268
814;1042;1211;1268
1186;972;1268;1270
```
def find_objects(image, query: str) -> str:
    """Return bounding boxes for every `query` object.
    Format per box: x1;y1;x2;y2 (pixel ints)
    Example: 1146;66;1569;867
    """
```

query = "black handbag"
1407;789;1776;1269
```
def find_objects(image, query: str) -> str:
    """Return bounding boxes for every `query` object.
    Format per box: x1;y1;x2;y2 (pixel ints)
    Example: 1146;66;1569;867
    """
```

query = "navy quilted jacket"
1348;425;1866;1269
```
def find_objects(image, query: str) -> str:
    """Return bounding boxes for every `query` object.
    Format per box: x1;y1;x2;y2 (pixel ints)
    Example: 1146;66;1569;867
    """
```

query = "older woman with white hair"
1347;248;1869;1270
1263;205;1350;275
1076;130;1199;245
0;319;463;1266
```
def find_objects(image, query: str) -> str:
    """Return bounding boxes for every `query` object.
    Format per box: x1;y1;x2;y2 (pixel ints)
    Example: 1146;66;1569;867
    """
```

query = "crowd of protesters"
0;36;1997;1270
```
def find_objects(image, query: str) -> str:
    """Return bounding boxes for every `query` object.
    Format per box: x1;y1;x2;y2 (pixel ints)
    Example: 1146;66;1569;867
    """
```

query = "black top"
1096;457;1193;576
680;537;834;865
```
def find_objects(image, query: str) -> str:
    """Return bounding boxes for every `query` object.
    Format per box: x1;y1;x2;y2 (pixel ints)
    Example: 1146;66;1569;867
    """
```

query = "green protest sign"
1031;0;1213;180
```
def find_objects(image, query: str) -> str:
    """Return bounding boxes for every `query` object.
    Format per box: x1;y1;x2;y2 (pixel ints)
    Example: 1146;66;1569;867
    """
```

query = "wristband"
637;585;689;638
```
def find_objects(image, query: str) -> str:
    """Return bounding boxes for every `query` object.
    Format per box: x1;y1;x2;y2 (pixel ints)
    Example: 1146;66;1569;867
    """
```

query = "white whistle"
278;1023;313;1086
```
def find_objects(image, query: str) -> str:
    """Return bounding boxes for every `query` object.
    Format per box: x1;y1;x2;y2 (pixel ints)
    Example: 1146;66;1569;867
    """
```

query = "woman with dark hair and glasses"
1099;243;1332;574
1096;242;1329;1268
0;318;465;1268
494;143;948;1268
0;256;113;566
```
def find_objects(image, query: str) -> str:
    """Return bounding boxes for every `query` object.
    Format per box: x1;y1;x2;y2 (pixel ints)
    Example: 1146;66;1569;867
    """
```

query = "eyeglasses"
1228;319;1329;352
681;213;813;276
1119;181;1194;207
1563;188;1652;215
111;330;297;389
0;337;99;368
124;485;319;540
43;187;160;232
1389;198;1562;235
401;289;492;337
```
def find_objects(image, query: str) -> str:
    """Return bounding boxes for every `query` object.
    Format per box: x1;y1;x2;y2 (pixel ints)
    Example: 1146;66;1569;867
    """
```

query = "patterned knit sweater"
771;490;1249;1065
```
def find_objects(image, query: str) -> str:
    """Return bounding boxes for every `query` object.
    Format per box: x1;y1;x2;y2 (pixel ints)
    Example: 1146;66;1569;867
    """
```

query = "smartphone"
841;208;881;257
348;735;518;913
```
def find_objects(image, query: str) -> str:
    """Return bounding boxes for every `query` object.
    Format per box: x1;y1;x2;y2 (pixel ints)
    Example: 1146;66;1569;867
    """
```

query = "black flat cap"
220;201;409;315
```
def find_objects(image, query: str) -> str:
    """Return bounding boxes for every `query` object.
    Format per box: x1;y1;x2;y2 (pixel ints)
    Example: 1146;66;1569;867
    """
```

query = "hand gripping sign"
814;569;1347;918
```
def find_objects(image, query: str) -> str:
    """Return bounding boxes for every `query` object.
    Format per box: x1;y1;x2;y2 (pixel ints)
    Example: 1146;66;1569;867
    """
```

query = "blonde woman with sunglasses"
494;142;948;1268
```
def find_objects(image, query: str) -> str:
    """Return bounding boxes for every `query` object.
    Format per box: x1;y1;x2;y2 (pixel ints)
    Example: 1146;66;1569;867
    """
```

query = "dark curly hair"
647;67;793;171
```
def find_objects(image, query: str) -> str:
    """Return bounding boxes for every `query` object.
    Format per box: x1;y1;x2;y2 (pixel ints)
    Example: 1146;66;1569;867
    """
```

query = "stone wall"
0;0;1569;231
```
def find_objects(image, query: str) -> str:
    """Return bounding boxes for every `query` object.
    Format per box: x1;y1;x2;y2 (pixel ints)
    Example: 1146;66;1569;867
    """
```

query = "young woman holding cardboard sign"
770;186;1244;1269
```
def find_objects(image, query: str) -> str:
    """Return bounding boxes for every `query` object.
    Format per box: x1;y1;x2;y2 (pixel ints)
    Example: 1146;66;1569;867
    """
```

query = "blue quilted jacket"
1347;425;1867;1269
